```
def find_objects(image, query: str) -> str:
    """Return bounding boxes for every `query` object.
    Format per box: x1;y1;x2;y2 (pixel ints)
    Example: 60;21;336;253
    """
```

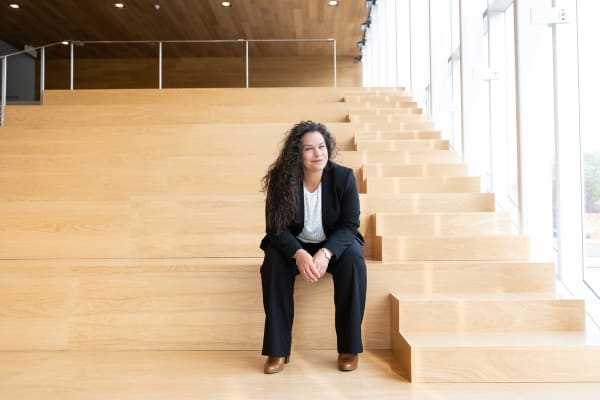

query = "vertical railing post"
1;56;6;127
158;41;163;90
69;41;74;90
245;40;249;88
40;47;45;104
333;39;337;88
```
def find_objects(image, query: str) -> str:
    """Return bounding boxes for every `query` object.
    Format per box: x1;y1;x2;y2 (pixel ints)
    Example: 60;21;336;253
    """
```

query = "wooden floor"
2;350;600;399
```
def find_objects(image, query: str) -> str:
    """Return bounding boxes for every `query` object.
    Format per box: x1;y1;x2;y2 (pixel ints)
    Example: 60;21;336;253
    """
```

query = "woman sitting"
259;121;367;374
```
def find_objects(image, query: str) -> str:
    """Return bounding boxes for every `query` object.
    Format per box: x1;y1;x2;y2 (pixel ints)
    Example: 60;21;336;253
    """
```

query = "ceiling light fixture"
9;3;20;8
114;2;125;8
221;1;232;6
61;41;69;45
328;1;339;6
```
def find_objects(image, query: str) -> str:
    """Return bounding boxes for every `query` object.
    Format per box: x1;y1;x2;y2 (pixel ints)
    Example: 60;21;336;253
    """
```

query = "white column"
429;0;452;139
410;0;430;110
514;0;555;260
460;1;488;181
395;0;411;90
553;0;582;284
384;0;398;87
375;2;386;86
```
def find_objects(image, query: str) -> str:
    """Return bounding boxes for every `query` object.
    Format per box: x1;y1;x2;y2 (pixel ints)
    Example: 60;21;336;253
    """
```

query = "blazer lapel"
296;183;304;229
321;165;330;231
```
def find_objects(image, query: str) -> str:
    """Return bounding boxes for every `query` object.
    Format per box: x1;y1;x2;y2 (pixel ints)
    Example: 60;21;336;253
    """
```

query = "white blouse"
296;183;327;243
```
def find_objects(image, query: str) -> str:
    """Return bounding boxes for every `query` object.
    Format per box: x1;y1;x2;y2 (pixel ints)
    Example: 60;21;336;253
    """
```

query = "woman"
260;121;367;374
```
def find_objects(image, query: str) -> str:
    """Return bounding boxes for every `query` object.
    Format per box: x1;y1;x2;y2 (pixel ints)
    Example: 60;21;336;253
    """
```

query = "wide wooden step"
356;120;435;131
0;194;495;259
373;235;530;261
361;193;495;213
344;96;416;108
338;150;461;166
355;139;450;151
1;160;475;201
0;121;356;141
359;163;469;179
350;114;426;124
365;176;481;194
373;212;512;236
0;259;554;352
391;293;585;333
43;87;351;105
6;103;389;127
348;107;422;116
393;330;600;382
0;349;427;398
355;130;442;140
344;93;411;102
376;261;555;294
0;195;264;259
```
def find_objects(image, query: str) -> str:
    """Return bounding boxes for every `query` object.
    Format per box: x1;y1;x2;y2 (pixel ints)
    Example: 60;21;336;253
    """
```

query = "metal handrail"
1;41;66;127
0;38;337;127
0;41;66;58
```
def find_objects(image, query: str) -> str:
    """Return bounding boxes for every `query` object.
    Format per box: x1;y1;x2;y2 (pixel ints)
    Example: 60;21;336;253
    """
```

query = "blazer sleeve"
264;228;303;260
323;170;361;259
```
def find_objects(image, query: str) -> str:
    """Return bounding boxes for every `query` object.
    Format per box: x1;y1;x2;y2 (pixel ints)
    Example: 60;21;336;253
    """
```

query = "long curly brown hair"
261;121;337;233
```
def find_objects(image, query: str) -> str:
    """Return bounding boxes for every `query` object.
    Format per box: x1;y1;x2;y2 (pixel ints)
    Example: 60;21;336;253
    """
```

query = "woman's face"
301;131;328;175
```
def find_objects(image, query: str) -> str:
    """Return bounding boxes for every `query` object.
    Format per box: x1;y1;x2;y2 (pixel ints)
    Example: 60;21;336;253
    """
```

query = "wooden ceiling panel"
0;0;368;57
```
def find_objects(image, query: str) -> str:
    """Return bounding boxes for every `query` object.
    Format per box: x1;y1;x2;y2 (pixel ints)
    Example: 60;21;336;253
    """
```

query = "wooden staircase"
1;87;599;383
344;91;600;382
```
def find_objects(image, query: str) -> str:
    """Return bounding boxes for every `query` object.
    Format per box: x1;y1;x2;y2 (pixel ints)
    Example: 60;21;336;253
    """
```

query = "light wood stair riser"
339;150;461;166
392;296;585;332
7;103;393;127
383;262;556;294
44;87;353;106
349;108;422;116
357;121;435;131
355;130;442;140
407;344;600;382
365;176;481;194
344;98;416;107
350;114;426;124
373;235;530;261
344;95;412;103
374;212;512;236
361;193;495;213
360;163;469;180
355;139;450;151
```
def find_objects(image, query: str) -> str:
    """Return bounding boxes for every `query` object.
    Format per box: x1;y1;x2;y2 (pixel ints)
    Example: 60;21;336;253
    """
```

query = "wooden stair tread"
391;292;572;301
402;331;600;347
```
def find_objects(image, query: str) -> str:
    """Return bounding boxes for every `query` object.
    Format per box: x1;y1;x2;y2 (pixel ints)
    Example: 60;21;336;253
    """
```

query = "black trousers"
260;239;367;357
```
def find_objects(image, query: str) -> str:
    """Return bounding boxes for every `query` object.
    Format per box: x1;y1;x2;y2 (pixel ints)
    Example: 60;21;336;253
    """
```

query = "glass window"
579;1;600;294
449;0;462;151
481;12;493;192
487;1;519;229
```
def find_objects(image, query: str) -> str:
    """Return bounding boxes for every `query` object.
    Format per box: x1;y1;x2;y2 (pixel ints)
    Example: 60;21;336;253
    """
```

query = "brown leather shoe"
264;356;289;374
338;353;358;371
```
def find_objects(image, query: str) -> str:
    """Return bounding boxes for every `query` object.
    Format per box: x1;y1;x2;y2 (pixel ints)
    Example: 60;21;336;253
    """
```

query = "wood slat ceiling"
0;0;368;58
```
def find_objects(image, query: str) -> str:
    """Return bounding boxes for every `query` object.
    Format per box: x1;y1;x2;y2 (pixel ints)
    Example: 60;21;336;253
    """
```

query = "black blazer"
260;162;364;260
